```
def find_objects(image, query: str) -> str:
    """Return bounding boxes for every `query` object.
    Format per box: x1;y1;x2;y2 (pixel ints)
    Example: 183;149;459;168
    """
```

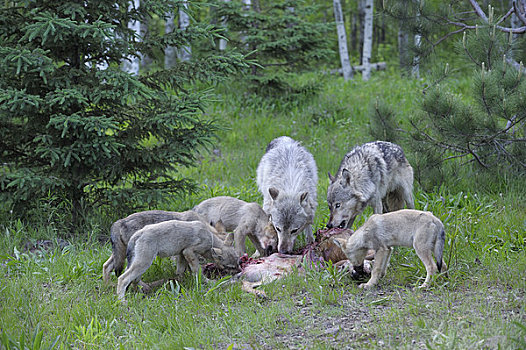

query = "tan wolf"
327;141;414;230
193;196;277;257
333;209;446;289
116;220;239;300
103;210;219;283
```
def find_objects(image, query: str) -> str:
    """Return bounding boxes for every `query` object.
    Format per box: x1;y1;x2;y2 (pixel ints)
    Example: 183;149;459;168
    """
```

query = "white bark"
412;4;422;79
362;0;373;81
412;33;421;78
333;0;352;81
241;0;252;44
140;16;152;70
178;1;192;62
165;12;177;68
398;26;409;70
122;0;141;75
219;0;230;51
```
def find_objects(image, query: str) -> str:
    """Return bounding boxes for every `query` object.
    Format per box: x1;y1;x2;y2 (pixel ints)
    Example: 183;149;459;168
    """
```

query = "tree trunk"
358;0;365;63
398;25;409;73
362;0;373;81
219;0;230;51
412;33;422;78
178;1;192;62
165;12;177;68
122;0;141;75
140;15;153;71
333;0;353;81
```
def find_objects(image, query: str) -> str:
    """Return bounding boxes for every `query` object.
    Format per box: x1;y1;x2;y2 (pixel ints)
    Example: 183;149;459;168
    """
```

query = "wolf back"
326;141;414;229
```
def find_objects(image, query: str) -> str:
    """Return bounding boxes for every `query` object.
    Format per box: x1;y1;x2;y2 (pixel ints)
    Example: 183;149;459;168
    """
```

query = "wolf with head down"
257;136;318;253
326;141;414;230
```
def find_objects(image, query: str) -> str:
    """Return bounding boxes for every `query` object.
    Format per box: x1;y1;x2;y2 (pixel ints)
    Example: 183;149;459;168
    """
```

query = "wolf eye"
275;226;282;232
291;228;298;234
335;203;341;208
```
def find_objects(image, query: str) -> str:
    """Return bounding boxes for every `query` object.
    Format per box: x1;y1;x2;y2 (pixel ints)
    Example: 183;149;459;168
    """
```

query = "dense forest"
1;1;525;348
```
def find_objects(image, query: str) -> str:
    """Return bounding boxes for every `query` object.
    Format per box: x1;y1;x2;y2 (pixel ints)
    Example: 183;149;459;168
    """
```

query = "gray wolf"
192;196;277;257
332;209;446;289
103;210;218;283
326;141;414;230
116;220;239;300
256;136;318;253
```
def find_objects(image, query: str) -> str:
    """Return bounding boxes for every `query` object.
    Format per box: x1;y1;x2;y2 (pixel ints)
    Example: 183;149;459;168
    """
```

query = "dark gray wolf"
326;141;414;230
192;196;277;257
116;220;239;300
103;210;218;283
333;209;446;289
256;136;318;253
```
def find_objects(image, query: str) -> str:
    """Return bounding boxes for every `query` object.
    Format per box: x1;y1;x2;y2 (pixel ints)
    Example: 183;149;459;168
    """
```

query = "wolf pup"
256;136;318;253
103;210;218;283
333;209;447;289
116;220;239;300
327;141;414;230
193;196;277;257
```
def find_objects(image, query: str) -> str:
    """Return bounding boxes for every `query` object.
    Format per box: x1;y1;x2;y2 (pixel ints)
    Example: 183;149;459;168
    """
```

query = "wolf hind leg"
102;254;114;283
414;243;438;289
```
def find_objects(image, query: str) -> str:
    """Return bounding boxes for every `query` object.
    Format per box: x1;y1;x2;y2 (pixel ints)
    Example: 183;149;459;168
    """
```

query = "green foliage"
0;1;248;228
409;23;526;178
209;0;333;95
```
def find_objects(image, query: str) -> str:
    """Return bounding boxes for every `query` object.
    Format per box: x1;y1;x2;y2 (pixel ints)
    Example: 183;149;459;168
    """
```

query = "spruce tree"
0;1;248;227
209;0;333;95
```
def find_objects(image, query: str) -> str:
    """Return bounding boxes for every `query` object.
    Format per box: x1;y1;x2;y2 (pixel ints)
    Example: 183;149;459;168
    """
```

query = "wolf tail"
110;222;127;277
435;225;446;272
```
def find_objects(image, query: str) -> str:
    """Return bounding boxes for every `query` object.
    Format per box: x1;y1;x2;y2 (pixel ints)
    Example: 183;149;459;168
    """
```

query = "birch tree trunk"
219;0;230;51
412;33;421;78
165;12;177;68
398;26;409;72
122;0;141;75
333;0;352;81
362;0;373;81
412;4;421;78
140;16;153;71
178;1;192;62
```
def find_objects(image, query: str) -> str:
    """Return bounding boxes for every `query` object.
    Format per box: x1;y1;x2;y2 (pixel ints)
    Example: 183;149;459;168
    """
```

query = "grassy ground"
1;71;525;349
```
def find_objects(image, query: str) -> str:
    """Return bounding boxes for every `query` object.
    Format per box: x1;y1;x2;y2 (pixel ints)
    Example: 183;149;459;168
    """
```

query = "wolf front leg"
182;248;210;283
303;224;314;244
359;248;391;289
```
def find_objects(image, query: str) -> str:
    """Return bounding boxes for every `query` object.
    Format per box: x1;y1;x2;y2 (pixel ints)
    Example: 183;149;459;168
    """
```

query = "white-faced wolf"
116;220;239;301
192;196;277;257
326;141;414;230
103;210;219;283
256;136;318;253
333;209;447;289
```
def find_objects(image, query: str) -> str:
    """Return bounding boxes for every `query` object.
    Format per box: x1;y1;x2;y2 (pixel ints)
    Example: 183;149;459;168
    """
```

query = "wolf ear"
300;192;308;204
328;172;336;183
342;169;351;186
269;187;279;200
331;237;347;250
211;247;222;258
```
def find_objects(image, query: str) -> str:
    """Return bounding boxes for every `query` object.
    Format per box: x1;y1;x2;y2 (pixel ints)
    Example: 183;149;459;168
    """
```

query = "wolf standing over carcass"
326;141;414;230
256;136;318;253
103;210;218;283
192;196;277;257
332;209;447;289
116;220;239;301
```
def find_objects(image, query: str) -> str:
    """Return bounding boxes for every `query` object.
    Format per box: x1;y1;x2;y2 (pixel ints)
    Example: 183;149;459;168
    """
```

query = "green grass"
1;71;525;349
